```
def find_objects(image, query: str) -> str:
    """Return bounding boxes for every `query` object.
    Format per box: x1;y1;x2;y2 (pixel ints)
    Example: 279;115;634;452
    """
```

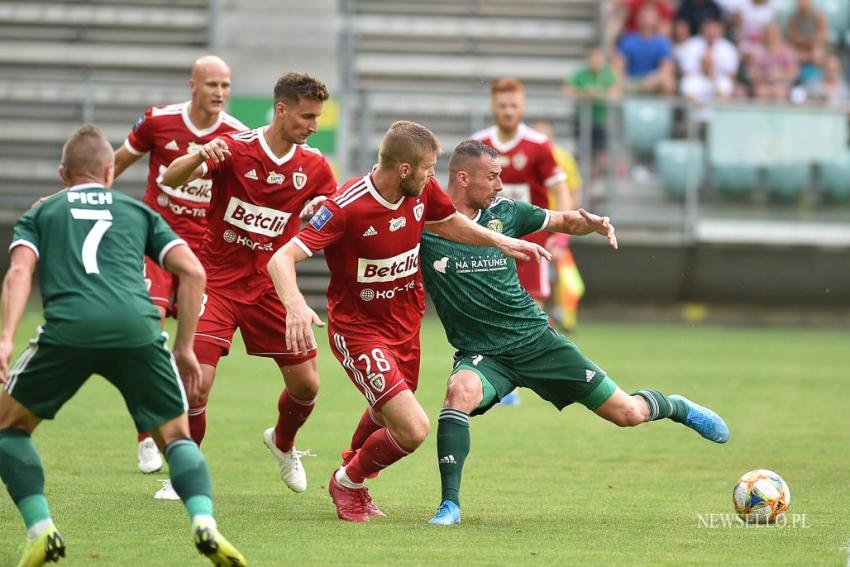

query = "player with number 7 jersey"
10;185;183;348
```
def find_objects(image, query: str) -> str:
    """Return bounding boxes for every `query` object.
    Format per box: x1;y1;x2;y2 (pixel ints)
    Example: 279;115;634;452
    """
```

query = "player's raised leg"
594;386;729;443
263;357;318;493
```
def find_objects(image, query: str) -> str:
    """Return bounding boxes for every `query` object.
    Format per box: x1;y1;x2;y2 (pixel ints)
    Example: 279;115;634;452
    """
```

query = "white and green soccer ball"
732;469;791;524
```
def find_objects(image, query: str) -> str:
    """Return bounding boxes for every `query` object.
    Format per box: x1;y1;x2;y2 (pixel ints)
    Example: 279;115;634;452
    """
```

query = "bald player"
114;56;247;485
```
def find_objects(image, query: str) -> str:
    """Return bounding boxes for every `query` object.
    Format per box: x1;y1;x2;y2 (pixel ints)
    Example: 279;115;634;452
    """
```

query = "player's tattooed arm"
429;213;551;262
547;208;618;250
161;138;230;188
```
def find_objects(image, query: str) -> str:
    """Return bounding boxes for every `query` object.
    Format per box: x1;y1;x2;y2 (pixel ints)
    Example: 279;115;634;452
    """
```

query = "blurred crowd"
567;0;850;109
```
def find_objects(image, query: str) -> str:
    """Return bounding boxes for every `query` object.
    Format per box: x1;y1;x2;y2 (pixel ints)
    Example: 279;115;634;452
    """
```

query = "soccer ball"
732;469;790;524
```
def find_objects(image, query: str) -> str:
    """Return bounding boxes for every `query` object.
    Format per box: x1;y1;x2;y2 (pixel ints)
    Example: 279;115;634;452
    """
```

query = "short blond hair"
378;120;442;167
61;124;113;178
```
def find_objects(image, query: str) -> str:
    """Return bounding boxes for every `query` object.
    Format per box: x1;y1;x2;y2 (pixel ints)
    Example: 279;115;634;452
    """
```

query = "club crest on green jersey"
486;218;503;233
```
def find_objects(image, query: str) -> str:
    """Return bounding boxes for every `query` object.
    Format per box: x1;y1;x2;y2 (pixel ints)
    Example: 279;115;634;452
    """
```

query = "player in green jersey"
420;140;730;525
0;125;246;566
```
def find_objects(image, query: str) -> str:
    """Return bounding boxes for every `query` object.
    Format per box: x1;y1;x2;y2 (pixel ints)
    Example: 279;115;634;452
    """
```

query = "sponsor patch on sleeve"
132;114;145;131
309;205;333;230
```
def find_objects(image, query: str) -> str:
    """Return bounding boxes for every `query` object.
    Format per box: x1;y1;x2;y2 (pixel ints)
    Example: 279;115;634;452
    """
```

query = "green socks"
633;389;689;423
165;438;214;519
436;408;470;506
0;428;51;529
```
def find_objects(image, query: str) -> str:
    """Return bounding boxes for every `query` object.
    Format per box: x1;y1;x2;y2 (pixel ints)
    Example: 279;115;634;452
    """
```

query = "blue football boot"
669;394;730;443
428;500;461;525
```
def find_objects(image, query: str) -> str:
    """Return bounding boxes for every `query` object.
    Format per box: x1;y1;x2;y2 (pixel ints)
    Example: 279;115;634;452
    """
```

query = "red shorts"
327;324;421;412
517;255;551;300
144;256;177;316
194;288;316;368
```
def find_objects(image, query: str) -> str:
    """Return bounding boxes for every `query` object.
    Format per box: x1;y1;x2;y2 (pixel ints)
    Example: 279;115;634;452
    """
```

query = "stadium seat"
814;0;850;42
710;164;759;197
654;139;704;199
622;99;673;157
763;163;810;200
819;152;850;201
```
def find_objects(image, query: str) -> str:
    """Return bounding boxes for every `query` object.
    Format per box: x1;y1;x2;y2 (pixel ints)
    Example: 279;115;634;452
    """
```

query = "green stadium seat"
710;164;759;197
819;152;850;201
622;99;672;156
763;163;810;200
814;0;850;42
654;139;704;199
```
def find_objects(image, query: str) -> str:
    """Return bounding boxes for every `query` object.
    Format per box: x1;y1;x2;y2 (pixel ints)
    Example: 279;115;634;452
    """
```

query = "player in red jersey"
473;77;574;405
267;121;549;522
113;55;246;478
161;72;336;497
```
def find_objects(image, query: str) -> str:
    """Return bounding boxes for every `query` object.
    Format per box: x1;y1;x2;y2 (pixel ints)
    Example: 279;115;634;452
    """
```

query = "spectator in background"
672;19;694;62
734;0;778;56
617;0;675;36
676;0;724;36
748;22;798;100
563;47;620;180
678;19;738;116
682;52;736;115
617;4;677;95
805;54;850;106
787;0;828;64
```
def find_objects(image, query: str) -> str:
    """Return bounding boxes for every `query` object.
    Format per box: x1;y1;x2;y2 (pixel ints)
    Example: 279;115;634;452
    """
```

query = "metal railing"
343;89;850;245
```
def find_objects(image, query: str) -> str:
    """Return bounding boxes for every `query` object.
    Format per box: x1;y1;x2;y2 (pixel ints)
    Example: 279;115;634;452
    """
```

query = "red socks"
345;428;411;484
274;390;316;452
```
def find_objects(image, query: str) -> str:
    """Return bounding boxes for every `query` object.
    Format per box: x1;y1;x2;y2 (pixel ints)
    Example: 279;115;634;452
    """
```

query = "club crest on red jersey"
413;202;424;221
293;171;308;190
512;152;528;170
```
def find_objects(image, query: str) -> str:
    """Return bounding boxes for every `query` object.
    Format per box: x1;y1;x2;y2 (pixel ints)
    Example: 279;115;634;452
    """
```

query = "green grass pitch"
1;310;848;566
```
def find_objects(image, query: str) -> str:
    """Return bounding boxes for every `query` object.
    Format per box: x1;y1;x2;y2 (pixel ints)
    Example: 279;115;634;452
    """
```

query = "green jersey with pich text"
10;183;184;348
421;197;550;354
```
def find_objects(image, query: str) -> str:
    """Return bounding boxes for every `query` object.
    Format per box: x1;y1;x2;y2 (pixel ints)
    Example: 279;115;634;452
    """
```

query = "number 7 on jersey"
70;208;113;274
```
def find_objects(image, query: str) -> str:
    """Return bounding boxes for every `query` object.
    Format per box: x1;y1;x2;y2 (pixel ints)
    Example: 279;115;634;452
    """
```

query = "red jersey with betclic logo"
123;101;247;250
200;127;336;303
292;174;456;342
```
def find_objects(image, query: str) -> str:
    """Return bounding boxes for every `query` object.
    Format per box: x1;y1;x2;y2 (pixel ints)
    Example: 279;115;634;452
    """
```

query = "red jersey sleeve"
540;140;566;187
314;157;338;198
423;179;457;223
291;200;347;256
124;107;155;155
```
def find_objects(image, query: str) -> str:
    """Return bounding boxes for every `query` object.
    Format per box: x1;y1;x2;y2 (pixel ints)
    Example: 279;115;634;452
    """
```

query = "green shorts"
4;330;188;433
453;328;616;416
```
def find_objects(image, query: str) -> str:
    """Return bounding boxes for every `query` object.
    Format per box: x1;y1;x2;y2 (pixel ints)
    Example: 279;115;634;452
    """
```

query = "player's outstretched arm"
161;138;230;188
113;145;144;180
547;208;618;250
428;213;551;262
267;242;325;355
163;244;206;397
0;247;37;383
